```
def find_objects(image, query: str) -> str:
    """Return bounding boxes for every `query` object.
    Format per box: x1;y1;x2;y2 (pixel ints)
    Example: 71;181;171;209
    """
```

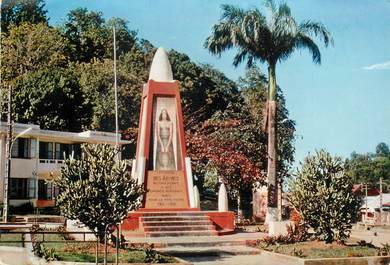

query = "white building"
360;194;390;225
0;123;130;208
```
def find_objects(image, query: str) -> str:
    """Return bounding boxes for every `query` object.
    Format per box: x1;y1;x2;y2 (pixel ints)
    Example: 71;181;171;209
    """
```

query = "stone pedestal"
268;220;291;236
218;183;228;212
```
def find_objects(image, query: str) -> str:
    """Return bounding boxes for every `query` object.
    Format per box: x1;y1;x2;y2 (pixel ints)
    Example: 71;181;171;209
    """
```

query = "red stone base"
121;210;235;236
205;211;235;231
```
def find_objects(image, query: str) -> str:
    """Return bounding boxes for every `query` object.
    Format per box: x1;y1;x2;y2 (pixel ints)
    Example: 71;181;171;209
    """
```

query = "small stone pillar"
218;183;228;212
131;159;137;179
137;157;146;185
185;157;196;208
193;186;200;208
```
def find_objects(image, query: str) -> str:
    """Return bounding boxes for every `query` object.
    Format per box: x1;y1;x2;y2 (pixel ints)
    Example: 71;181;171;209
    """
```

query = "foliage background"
1;0;296;215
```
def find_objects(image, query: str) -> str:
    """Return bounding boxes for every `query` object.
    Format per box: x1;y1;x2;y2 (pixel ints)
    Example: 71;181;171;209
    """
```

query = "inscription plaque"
145;170;188;208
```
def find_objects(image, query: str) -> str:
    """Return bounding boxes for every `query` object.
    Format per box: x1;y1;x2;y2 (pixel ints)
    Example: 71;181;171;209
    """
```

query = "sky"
44;0;390;168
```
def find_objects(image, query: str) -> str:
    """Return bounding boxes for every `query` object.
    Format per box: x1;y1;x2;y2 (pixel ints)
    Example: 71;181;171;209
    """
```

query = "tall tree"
13;67;90;132
1;22;69;83
205;0;332;221
346;143;390;187
62;8;107;62
376;142;390;157
62;8;137;62
1;0;47;32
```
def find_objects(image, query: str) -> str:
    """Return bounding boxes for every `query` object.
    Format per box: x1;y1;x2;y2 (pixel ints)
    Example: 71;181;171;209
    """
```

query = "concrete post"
131;159;137;180
193;186;200;208
218;183;228;212
185;157;196;208
137;157;146;185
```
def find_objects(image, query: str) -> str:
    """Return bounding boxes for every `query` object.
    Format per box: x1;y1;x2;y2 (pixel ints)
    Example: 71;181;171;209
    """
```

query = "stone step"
160;245;261;257
143;220;213;227
144;225;215;232
140;216;210;222
157;240;248;248
146;230;218;237
140;212;206;217
123;239;248;249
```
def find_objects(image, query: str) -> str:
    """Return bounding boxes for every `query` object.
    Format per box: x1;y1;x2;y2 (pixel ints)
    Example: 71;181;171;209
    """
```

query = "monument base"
268;220;292;236
121;210;235;237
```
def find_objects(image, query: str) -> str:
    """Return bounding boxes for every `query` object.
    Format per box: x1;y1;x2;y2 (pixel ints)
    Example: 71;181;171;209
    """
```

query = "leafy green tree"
1;22;69;82
376;142;390;157
289;150;361;243
73;56;143;131
186;111;264;217
105;17;137;57
1;0;47;32
62;8;107;62
205;0;332;221
346;143;390;186
13;67;90;131
168;50;240;128
62;8;136;62
54;144;144;239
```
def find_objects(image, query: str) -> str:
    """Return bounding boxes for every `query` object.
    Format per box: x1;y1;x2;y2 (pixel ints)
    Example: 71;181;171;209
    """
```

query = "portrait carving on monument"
152;97;182;171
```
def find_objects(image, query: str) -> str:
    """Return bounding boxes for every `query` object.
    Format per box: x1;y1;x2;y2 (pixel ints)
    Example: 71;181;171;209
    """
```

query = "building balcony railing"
39;159;64;164
38;159;64;174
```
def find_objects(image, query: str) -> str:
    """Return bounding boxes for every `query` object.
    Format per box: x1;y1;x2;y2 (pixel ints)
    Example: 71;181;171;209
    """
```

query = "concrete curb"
261;249;390;265
38;263;190;265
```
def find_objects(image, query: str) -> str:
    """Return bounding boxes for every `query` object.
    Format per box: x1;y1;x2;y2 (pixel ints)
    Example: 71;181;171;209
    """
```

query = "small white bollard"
218;183;228;212
193;186;200;208
185;157;196;208
137;157;146;185
131;159;137;179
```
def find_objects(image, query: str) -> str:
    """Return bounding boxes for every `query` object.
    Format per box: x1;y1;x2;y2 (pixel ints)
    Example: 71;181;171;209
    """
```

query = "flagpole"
113;24;123;245
113;26;119;148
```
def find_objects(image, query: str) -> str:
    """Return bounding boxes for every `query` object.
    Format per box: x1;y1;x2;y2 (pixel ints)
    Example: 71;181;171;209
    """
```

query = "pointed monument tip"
148;47;174;82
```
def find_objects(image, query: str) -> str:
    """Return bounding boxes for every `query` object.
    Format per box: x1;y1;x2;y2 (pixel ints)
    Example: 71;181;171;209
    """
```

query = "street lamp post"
3;86;12;223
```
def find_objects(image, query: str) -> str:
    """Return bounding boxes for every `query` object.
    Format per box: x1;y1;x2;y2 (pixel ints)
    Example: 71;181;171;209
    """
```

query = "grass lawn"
41;235;176;263
261;241;378;259
0;232;25;247
57;249;177;263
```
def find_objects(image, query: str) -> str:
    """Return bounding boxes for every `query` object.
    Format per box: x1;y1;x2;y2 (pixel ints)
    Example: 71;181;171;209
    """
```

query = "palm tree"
205;0;333;222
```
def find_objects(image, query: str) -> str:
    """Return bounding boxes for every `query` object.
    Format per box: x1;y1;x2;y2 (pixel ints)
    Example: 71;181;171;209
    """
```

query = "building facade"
0;123;129;208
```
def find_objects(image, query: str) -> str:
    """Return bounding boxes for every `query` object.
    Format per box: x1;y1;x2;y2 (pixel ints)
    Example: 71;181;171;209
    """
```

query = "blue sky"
45;0;390;167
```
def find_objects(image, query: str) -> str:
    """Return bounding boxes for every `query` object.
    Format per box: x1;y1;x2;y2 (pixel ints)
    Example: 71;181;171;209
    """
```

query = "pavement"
351;226;390;246
0;246;31;265
182;252;298;265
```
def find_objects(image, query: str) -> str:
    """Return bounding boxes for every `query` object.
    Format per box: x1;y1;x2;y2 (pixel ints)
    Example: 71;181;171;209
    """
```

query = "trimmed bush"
289;150;361;243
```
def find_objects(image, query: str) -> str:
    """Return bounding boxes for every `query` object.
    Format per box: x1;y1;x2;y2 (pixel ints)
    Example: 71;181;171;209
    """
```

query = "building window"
28;179;36;198
40;142;81;160
11;138;36;159
39;142;54;159
71;144;81;159
38;180;54;200
55;143;71;160
10;178;36;199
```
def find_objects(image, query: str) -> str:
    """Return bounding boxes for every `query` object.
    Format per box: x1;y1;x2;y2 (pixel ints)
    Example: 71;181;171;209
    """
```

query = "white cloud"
363;60;390;70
